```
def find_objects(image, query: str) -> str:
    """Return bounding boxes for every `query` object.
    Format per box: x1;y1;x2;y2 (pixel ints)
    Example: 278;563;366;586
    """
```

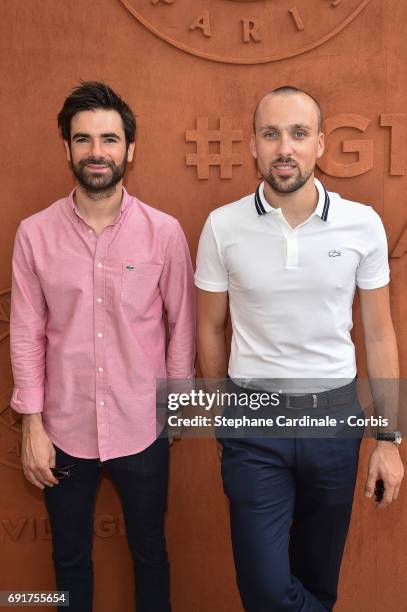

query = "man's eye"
75;138;88;143
105;138;118;143
295;131;306;138
264;132;277;139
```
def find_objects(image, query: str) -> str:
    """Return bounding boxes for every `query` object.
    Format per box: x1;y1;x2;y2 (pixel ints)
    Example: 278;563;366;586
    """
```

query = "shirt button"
96;298;103;304
98;367;104;373
97;262;103;268
99;401;105;407
97;332;103;338
88;229;93;234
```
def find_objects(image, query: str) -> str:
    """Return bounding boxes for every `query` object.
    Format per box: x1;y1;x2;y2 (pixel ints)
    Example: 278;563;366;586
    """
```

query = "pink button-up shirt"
10;189;196;460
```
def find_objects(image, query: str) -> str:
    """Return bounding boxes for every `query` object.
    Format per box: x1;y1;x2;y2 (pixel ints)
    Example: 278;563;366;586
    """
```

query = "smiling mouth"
272;164;298;174
86;164;110;171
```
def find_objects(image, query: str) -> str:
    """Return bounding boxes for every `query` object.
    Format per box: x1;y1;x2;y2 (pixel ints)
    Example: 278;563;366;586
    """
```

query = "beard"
71;154;127;194
264;156;314;194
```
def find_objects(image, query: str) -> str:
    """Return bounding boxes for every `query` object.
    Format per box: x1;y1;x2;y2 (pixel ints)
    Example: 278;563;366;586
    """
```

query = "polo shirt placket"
278;214;299;269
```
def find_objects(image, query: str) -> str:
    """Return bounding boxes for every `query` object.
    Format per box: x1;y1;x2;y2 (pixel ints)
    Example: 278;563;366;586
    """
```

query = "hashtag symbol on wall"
185;117;243;179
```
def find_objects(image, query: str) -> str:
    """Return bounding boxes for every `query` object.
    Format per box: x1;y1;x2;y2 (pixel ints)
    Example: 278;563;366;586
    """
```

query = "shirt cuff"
165;376;195;396
10;387;44;414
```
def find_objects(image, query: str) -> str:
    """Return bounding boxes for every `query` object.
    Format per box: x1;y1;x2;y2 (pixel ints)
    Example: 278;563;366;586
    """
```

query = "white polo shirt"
195;179;390;391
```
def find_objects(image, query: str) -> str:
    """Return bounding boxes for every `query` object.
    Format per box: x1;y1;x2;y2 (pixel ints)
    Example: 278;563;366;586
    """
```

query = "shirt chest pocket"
121;262;163;315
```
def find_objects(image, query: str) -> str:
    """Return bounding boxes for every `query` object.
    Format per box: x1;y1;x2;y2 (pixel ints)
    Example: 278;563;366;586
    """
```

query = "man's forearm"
365;334;399;433
197;327;228;421
22;413;44;433
198;327;228;380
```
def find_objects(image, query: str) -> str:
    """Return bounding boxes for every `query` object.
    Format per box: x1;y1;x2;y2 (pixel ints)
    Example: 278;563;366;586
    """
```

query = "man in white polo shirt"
195;86;404;611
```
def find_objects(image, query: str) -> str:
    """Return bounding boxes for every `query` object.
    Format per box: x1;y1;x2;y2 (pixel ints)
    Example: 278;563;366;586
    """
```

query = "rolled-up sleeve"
159;221;196;379
10;223;47;414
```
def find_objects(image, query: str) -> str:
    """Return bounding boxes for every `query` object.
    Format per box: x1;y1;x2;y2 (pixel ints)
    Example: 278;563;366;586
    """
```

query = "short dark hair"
253;86;323;133
57;81;136;146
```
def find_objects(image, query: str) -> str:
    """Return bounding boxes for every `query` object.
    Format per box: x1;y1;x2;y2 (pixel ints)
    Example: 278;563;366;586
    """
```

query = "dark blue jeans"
220;395;363;612
43;436;170;612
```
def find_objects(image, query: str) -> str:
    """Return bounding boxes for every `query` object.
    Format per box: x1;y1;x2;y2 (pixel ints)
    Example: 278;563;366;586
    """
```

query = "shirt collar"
254;178;331;222
68;187;130;225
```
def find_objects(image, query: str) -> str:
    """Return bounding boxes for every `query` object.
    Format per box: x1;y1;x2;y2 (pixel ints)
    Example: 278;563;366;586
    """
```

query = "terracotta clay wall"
0;1;406;610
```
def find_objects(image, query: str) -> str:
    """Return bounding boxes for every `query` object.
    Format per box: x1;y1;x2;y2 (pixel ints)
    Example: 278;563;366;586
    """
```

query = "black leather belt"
278;379;357;410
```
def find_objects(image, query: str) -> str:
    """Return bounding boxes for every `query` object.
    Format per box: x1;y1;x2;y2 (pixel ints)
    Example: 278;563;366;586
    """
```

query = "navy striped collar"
254;179;331;222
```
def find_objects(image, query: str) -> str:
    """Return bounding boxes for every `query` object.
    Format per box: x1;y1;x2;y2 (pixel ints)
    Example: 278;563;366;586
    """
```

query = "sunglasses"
50;463;77;480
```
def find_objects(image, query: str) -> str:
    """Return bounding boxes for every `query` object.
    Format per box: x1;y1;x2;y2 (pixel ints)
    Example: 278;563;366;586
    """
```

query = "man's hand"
21;415;58;489
168;429;182;446
365;442;404;509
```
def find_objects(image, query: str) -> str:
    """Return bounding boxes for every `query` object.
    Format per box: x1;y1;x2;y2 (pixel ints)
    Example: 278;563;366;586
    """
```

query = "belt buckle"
285;393;318;409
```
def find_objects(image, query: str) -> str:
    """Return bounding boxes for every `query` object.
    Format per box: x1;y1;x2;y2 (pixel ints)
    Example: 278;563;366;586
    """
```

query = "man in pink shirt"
10;81;196;612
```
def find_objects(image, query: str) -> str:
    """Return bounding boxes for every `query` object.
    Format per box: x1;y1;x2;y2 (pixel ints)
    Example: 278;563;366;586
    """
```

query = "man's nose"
276;134;294;157
89;139;103;158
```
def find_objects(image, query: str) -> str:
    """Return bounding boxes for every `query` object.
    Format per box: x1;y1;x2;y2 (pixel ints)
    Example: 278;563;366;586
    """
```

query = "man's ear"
127;142;135;163
317;131;325;160
250;135;257;160
63;140;71;162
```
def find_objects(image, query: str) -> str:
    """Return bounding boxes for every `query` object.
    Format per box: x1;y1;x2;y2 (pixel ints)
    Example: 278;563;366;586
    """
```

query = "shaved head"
253;86;323;133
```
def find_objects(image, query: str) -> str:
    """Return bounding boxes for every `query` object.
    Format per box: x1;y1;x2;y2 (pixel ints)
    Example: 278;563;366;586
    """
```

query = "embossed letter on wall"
317;114;374;178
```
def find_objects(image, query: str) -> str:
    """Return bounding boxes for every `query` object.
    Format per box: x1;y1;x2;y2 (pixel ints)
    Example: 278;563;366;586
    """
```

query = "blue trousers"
220;398;363;612
43;436;170;612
